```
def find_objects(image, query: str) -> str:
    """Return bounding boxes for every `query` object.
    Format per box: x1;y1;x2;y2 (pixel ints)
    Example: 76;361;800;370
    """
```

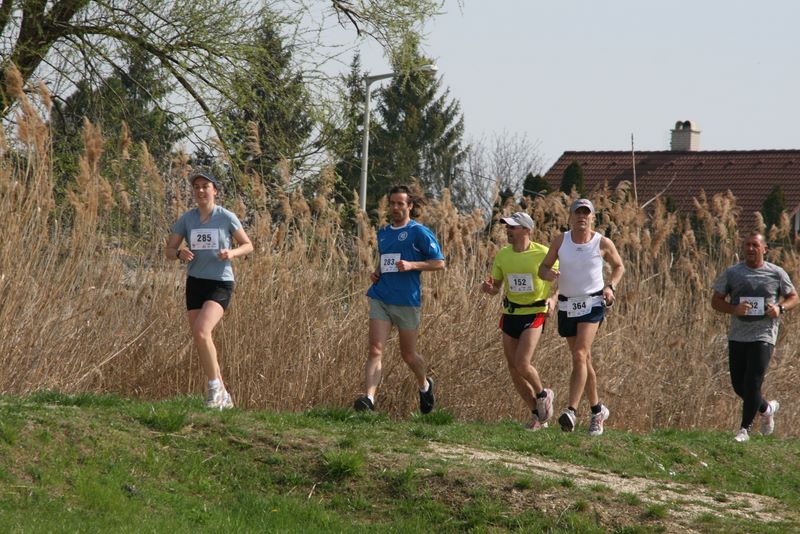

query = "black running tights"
728;340;773;430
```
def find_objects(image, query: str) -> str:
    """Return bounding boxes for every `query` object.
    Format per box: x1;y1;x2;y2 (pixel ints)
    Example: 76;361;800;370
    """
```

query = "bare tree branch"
640;173;677;209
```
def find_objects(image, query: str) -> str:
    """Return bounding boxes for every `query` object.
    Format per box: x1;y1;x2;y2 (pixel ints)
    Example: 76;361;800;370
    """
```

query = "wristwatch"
607;283;615;293
779;304;785;315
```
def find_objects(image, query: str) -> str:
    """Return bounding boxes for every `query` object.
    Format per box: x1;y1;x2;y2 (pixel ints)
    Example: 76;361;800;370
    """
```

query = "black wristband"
176;248;181;259
779;304;785;315
607;283;615;293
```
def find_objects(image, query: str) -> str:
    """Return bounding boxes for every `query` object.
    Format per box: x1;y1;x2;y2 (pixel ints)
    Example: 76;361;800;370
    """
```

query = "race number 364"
566;296;592;318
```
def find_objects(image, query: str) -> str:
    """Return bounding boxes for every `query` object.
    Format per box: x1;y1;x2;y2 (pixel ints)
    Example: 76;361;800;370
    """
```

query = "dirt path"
428;442;787;530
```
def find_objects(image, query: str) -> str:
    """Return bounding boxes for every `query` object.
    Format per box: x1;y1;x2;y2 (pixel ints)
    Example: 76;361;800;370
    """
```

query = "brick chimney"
670;120;700;151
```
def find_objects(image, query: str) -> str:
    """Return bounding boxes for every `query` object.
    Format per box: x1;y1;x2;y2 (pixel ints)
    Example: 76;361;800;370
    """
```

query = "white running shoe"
536;389;555;422
587;405;610;436
760;400;779;436
525;418;549;431
558;408;576;432
734;428;749;442
206;385;234;410
218;390;234;410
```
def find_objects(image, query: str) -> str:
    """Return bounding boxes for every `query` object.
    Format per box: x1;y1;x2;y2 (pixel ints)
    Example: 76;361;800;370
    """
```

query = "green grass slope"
1;393;798;533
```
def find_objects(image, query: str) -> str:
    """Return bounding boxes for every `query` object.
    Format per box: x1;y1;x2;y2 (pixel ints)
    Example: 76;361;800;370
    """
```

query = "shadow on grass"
26;390;128;408
132;404;188;432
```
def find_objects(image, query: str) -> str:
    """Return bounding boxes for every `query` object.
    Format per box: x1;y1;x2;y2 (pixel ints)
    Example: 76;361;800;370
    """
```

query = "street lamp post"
358;64;437;213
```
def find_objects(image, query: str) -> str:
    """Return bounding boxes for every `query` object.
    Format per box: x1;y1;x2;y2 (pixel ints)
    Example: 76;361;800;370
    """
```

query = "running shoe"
536;388;555;422
206;385;233;410
353;396;375;412
734;427;749;442
419;377;435;414
526;418;549;431
558;408;576;432
587;405;610;436
218;390;234;410
760;400;780;436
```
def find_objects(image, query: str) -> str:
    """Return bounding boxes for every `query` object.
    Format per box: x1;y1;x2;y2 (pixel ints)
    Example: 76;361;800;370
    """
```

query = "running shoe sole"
558;410;576;432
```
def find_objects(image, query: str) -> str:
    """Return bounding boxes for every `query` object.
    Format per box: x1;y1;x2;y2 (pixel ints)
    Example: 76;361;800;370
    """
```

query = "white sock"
208;379;221;389
420;380;430;393
367;394;375;404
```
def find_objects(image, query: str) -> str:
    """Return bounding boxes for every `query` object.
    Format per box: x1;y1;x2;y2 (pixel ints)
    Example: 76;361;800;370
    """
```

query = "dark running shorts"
557;306;604;338
186;276;235;311
499;313;546;339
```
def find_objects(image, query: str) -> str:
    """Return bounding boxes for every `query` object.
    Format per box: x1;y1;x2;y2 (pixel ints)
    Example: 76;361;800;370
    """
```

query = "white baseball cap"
570;198;595;214
500;212;534;230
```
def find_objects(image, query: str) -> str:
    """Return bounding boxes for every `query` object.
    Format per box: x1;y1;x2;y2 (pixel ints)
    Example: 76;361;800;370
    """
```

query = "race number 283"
380;253;401;273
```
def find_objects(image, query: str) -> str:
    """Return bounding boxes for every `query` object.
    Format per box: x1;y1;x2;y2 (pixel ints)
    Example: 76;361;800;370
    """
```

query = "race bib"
567;296;591;318
190;229;220;250
507;273;534;294
740;296;765;316
380;253;401;273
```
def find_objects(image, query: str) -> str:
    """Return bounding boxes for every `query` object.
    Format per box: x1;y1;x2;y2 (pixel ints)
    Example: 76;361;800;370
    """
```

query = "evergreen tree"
523;173;552;198
560;160;585;195
370;45;467;208
222;19;313;188
762;185;786;229
329;54;367;207
51;47;183;194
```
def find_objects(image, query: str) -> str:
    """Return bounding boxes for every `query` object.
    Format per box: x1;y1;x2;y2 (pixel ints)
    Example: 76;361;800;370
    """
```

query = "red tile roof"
542;150;800;227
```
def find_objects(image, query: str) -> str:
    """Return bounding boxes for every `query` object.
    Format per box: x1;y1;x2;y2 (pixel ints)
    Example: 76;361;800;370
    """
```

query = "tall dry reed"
2;88;799;437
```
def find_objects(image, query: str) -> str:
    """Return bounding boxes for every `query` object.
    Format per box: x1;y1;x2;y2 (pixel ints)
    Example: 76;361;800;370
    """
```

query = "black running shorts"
185;276;235;311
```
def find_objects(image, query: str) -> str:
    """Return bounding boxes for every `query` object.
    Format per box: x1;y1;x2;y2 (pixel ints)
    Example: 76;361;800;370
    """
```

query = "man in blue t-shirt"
353;185;445;414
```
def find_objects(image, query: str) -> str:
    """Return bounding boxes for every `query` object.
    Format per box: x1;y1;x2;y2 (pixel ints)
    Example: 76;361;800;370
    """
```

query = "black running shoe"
353;396;374;412
558;408;576;432
419;378;435;414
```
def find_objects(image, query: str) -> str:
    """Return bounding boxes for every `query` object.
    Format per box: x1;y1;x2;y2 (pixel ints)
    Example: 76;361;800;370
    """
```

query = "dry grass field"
3;82;799;437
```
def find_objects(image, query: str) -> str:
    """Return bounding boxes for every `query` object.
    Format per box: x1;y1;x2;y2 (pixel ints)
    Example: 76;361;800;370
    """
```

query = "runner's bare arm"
537;234;563;282
165;233;185;261
600;236;625;304
396;259;445;272
218;228;253;260
711;291;750;316
481;277;503;295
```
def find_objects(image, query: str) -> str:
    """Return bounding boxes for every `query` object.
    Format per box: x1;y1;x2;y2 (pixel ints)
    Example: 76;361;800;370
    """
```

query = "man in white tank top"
538;199;625;436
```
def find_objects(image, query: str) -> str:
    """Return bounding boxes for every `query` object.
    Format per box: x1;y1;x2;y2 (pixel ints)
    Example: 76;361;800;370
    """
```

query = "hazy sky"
337;1;800;170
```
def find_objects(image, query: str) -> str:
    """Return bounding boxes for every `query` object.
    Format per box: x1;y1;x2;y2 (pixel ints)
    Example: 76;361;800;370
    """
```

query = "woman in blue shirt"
166;171;253;410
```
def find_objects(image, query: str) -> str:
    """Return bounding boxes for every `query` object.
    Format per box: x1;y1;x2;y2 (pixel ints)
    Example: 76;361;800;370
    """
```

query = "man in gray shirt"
711;231;797;442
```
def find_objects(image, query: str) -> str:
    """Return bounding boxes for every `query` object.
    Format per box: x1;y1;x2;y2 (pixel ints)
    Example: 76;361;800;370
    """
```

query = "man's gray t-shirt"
171;206;242;282
712;262;795;344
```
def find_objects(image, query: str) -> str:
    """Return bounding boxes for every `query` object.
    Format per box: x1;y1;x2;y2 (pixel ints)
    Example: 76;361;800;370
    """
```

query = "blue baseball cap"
190;170;221;189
